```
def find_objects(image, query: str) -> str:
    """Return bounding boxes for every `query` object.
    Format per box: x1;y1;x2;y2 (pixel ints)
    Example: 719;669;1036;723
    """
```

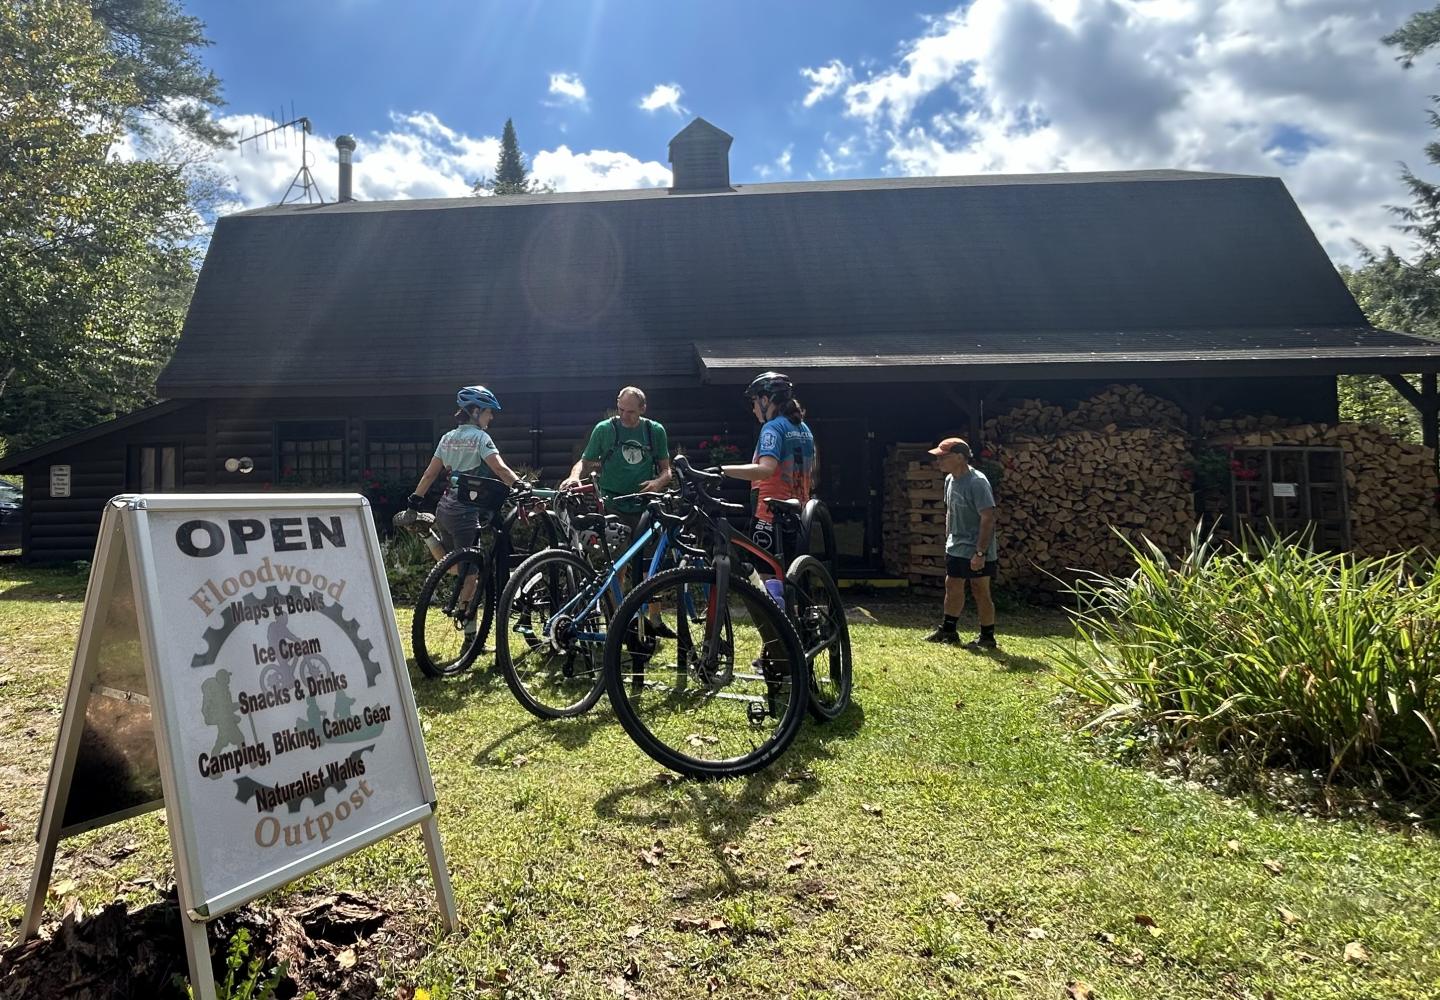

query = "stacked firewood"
884;386;1194;592
1205;419;1440;556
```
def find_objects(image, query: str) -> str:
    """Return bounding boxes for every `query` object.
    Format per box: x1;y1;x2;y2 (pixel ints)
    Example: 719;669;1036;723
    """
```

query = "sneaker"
964;634;998;652
647;618;678;639
923;627;961;645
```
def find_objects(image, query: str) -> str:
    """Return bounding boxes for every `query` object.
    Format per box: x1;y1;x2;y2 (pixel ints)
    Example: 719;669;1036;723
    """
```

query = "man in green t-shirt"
561;386;672;515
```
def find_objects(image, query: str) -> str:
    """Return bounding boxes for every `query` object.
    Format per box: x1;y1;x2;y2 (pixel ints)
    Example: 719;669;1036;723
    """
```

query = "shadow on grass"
593;700;866;896
0;579;90;603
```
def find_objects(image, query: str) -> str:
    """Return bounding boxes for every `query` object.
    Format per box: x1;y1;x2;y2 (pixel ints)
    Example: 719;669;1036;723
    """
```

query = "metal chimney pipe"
335;134;356;202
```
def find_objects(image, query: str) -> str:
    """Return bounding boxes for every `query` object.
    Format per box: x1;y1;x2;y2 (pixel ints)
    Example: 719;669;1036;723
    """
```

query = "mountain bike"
396;478;558;678
599;456;852;780
495;484;694;720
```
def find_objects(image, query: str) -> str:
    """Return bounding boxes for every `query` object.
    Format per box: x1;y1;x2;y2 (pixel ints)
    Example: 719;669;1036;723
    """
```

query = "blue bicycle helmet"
456;385;502;411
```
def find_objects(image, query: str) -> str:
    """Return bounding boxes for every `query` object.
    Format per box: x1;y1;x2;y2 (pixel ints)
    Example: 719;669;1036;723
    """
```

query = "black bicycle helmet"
744;371;793;402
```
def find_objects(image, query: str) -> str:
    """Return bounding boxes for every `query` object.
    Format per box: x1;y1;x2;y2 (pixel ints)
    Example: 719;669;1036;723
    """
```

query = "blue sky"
179;0;1440;264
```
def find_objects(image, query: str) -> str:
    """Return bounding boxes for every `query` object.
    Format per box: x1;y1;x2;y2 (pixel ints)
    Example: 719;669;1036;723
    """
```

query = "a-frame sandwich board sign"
22;494;457;999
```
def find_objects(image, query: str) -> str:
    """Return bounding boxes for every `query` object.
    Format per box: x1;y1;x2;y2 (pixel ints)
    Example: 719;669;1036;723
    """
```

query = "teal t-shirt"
435;424;498;476
581;417;669;512
945;468;997;559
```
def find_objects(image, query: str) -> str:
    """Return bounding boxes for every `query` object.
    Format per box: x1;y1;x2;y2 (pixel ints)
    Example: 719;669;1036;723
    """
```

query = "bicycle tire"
800;499;838;582
497;548;609;719
603;565;808;780
786;554;853;721
412;547;490;678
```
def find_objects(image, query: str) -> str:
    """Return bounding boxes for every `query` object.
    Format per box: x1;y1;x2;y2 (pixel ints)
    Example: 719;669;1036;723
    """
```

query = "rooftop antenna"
238;106;327;205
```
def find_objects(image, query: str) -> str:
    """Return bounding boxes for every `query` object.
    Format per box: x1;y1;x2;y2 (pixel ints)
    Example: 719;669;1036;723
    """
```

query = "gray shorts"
434;493;493;550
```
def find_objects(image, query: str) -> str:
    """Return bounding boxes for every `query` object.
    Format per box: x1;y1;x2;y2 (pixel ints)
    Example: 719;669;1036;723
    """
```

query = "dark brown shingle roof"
159;169;1437;396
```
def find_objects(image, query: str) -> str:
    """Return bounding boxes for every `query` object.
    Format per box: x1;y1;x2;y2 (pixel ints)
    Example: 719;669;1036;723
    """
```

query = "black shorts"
749;516;799;571
946;555;998;580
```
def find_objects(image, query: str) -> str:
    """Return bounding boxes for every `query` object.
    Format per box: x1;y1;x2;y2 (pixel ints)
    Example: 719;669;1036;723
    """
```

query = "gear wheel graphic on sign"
190;584;382;687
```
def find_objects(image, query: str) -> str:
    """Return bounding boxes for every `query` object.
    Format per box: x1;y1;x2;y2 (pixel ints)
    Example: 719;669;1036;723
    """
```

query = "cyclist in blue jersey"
722;371;816;605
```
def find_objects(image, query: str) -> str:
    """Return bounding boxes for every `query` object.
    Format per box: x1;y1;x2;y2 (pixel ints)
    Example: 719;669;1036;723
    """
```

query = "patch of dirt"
0;887;430;999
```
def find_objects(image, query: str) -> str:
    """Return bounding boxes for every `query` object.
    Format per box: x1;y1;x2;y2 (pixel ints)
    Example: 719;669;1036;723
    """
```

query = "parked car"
0;481;21;550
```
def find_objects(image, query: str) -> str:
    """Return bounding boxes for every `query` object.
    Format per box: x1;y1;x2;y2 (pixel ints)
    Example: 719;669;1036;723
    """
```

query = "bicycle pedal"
746;701;768;727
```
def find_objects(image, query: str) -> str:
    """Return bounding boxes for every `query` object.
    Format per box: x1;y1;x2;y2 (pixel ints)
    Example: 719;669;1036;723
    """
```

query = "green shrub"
1056;527;1440;800
383;529;434;604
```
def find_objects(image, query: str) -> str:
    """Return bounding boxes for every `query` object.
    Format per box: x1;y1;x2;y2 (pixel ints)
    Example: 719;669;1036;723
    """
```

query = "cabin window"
363;420;434;481
1228;446;1350;550
276;421;347;484
128;445;179;492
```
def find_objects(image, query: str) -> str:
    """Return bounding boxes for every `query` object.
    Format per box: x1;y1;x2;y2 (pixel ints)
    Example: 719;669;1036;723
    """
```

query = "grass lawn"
2;563;1438;999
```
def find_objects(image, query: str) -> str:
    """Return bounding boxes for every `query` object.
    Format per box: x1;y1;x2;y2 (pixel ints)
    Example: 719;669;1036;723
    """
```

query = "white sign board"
24;494;455;999
49;464;71;498
1272;482;1298;498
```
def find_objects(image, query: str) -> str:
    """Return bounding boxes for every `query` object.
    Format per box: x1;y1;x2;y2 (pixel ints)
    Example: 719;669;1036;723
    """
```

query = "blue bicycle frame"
553;518;685;642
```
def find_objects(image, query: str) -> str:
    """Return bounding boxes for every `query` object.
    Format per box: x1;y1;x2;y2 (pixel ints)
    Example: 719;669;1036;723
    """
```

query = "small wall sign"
49;464;71;498
1272;482;1298;498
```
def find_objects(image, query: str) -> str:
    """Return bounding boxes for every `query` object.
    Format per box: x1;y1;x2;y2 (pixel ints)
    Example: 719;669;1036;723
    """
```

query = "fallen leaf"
673;916;707;932
1343;941;1370;965
1276;906;1301;926
1134;913;1161;936
1094;931;1116;945
50;879;76;897
793;843;813;858
623;956;641;981
861;803;883;816
510;754;529;768
625;923;645;940
953;699;966;711
638;840;667;868
784;767;816;783
1225;839;1243;853
706;917;729;934
606;976;635;998
941;892;964;911
785;857;807;873
685;732;719;747
541;956;569;976
721;843;745;860
653;771;679;786
1112;949;1145;967
759;816;777;826
1066;981;1095;1000
337;948;357;969
818;892;840;909
706;975;723;994
1125;825;1146;835
1025;927;1048;940
1261;858;1285;876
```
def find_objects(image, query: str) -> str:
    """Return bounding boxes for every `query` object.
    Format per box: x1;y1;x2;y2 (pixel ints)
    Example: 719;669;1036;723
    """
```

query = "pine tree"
493;118;528;194
471;118;553;196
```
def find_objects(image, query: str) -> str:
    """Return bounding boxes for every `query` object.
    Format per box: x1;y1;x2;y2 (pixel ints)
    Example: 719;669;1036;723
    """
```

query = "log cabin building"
6;118;1440;576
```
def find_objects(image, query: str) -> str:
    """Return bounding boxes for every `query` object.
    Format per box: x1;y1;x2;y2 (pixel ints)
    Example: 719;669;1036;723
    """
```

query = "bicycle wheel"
800;499;838;582
412;547;490;678
603;566;807;780
497;549;609;719
786;554;852;721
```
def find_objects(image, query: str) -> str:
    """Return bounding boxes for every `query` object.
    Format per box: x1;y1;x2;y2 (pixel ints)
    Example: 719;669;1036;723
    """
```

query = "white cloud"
126;109;672;225
531;145;671;191
818;0;1439;263
800;59;853;108
754;145;794;180
639;83;686;115
547;72;589;107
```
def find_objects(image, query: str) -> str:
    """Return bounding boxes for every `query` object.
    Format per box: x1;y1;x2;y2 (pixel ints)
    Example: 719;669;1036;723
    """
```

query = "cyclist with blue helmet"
406;385;522;552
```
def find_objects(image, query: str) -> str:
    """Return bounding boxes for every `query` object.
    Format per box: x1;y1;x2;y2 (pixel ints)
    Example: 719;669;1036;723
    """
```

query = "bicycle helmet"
743;371;793;402
456;385;502;411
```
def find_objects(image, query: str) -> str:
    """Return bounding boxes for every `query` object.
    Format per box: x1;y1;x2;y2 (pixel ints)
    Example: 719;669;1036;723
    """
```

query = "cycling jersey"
435;425;499;480
752;415;815;523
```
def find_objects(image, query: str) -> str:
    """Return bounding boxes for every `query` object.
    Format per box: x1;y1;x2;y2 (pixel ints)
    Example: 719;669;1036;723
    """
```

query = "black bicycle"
599;456;852;780
400;479;558;678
